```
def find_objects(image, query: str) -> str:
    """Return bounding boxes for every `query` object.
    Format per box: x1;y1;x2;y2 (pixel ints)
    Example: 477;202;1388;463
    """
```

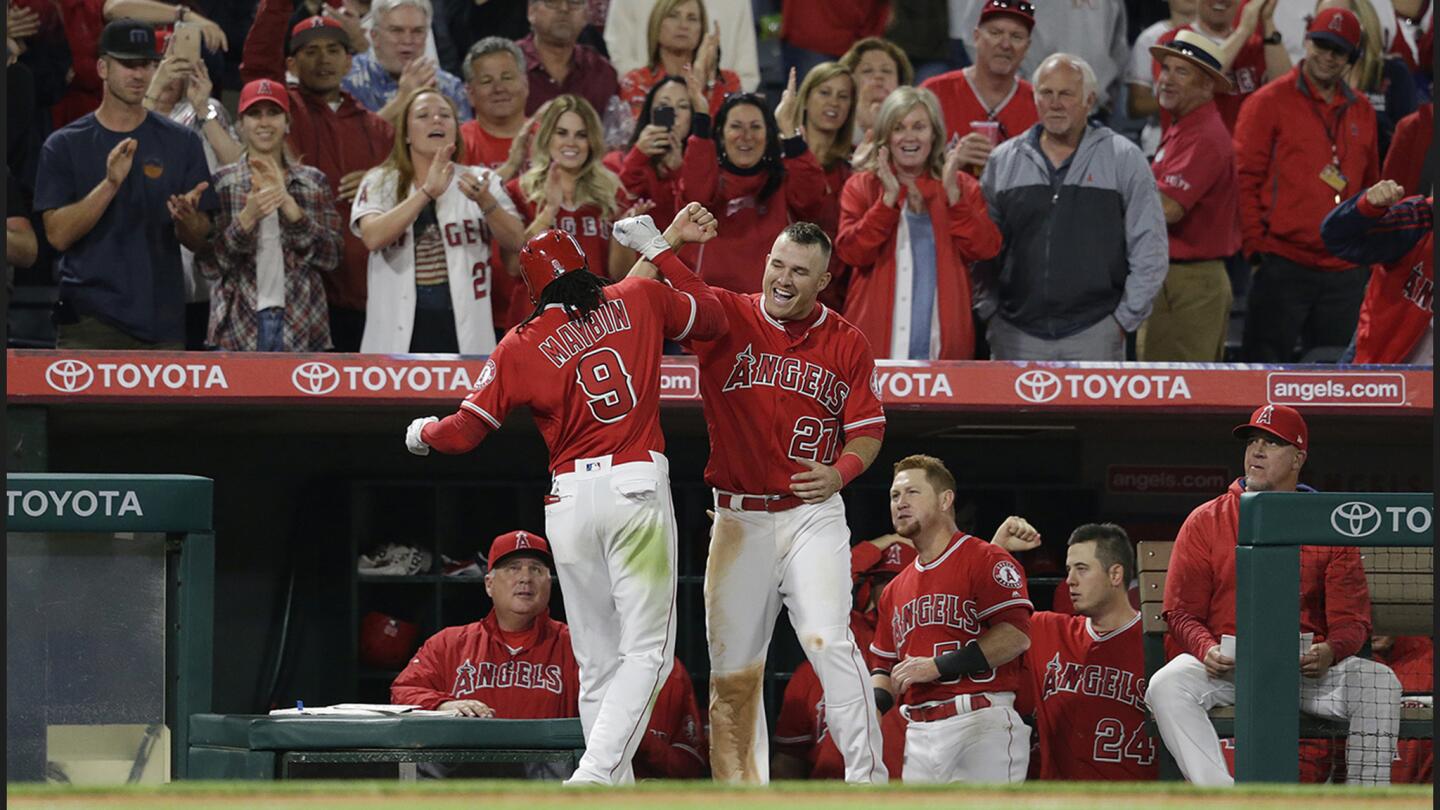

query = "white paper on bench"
1219;632;1312;661
268;704;459;717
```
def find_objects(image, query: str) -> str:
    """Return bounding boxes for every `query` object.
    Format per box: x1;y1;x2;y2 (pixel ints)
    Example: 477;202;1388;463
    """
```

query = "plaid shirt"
199;159;343;351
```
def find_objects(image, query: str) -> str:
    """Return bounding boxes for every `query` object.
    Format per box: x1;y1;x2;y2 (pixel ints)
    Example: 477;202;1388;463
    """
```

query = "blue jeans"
257;307;284;352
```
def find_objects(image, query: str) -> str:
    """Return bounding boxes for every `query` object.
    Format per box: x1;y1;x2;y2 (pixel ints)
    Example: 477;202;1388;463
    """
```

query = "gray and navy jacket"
975;122;1169;340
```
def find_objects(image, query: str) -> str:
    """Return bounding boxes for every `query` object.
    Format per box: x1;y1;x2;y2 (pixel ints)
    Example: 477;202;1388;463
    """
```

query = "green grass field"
7;780;1434;810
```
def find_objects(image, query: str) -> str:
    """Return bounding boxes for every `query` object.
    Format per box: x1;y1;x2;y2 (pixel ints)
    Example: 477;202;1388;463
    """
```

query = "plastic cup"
970;120;1002;145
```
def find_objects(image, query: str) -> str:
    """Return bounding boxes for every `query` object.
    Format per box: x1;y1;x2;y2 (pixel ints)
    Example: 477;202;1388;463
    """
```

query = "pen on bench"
296;700;304;712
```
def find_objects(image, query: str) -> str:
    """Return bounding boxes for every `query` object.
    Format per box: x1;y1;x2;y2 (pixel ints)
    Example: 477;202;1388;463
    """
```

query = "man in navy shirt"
36;19;217;349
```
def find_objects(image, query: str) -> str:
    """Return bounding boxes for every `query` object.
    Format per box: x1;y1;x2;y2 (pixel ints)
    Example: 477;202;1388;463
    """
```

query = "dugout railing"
1235;491;1434;783
6;473;215;782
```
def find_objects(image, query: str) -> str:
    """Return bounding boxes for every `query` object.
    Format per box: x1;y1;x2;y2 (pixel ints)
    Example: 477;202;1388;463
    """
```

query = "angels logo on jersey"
473;358;497;391
870;369;882;400
993;560;1022;590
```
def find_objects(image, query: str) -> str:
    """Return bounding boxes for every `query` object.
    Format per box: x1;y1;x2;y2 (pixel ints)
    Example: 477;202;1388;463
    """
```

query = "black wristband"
935;640;990;680
873;686;894;714
691;113;713;139
781;134;807;160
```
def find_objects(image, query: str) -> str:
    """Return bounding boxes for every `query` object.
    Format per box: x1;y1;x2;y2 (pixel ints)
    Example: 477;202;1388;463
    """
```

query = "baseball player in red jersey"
1146;405;1401;786
660;221;888;784
403;204;726;785
774;537;916;780
391;531;579;719
634;657;710;779
998;523;1158;781
871;454;1033;783
1372;635;1433;784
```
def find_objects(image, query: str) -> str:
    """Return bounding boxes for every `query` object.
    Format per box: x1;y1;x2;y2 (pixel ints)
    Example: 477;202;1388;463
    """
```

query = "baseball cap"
1232;404;1308;451
487;530;552;570
1150;29;1234;93
239;78;291;114
1307;8;1362;57
99;18;160;61
290;15;351;54
979;0;1035;32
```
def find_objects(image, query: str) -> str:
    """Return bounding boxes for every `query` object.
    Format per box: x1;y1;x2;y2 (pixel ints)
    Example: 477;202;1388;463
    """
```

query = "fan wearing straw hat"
1137;31;1243;363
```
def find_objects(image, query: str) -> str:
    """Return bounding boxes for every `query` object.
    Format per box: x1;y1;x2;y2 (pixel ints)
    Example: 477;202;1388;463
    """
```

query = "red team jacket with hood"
835;170;1002;359
1162;479;1372;663
680;116;827;294
1321;193;1434;364
391;611;579;716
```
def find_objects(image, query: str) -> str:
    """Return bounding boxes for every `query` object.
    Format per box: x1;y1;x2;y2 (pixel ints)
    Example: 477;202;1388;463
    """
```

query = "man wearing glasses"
35;19;217;350
520;0;620;118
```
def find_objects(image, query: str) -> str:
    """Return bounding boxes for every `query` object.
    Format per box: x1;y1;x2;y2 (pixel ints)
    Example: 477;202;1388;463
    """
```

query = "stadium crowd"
6;0;1434;362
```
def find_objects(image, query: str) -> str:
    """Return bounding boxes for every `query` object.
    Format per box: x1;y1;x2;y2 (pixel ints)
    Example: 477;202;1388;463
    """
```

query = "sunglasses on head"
988;0;1035;14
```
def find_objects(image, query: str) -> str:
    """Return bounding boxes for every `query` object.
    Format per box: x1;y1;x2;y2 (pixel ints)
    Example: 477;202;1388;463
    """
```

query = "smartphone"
653;105;676;131
170;21;202;63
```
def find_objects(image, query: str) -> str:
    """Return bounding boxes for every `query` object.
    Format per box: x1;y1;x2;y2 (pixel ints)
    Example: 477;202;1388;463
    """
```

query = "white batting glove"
612;215;671;261
406;416;438;456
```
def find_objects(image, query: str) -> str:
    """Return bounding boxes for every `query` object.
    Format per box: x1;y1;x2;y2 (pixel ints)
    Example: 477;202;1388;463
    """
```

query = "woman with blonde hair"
353;88;526;354
505;94;634;280
1314;0;1418;157
618;0;742;118
797;61;857;306
835;86;1000;360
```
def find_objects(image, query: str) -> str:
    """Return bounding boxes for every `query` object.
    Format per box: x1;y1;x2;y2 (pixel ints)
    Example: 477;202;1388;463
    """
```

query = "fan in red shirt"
871;455;1034;784
998;522;1158;781
404;204;725;785
920;0;1038;176
773;536;915;780
1146;404;1402;786
391;531;579;718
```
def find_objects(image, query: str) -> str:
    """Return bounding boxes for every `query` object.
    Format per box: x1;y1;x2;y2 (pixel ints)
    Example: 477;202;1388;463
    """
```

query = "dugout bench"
186;714;585;780
1139;521;1434;779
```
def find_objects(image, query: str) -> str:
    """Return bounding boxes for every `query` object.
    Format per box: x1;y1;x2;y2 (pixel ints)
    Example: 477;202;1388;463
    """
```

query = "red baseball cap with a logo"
979;0;1035;32
487;530;552;569
239;78;291;115
1232;404;1309;451
289;15;351;54
1307;8;1362;57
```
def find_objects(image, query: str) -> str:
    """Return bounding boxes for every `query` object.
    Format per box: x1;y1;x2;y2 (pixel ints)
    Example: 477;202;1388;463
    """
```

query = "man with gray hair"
975;53;1167;361
343;0;474;123
460;37;530;168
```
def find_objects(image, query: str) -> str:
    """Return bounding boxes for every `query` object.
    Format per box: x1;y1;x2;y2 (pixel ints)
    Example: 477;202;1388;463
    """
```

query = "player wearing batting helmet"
404;204;726;785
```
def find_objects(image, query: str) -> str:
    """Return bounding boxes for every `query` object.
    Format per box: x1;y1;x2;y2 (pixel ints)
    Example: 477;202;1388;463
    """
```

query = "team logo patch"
870;369;882;399
992;560;1022;589
883;543;904;565
473;358;497;391
1255;404;1274;425
143;159;165;179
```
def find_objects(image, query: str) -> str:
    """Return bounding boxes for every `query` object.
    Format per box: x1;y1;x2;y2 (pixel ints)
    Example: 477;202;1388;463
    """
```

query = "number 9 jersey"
426;251;724;473
685;291;886;494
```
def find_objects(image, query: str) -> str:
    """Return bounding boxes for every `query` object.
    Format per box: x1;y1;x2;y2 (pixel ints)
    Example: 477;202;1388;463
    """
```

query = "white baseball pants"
545;452;678;785
901;694;1030;784
704;493;887;784
1146;653;1401;785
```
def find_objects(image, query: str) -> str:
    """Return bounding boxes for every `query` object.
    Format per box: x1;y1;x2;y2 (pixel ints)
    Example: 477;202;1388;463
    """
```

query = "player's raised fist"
1364;179;1405;208
406;416;438;455
613;214;670;261
667;202;718;246
990;516;1041;553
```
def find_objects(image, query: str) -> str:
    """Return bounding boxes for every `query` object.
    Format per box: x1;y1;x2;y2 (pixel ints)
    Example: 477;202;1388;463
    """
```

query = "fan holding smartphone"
617;76;694;229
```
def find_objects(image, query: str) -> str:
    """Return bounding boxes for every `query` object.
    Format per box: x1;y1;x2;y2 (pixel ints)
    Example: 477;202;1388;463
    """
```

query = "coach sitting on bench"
1145;404;1401;786
392;531;580;718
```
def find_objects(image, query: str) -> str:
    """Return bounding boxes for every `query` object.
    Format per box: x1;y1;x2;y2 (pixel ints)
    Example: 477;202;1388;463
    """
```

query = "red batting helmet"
519;229;588;305
851;537;917;611
358;610;420;670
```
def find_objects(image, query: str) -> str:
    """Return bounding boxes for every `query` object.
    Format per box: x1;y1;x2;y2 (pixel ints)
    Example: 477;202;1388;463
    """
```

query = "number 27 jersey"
686;291;886;495
458;274;707;474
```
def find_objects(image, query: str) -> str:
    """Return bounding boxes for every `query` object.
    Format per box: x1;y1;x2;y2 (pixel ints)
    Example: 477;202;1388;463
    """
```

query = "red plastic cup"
970;120;1002;145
